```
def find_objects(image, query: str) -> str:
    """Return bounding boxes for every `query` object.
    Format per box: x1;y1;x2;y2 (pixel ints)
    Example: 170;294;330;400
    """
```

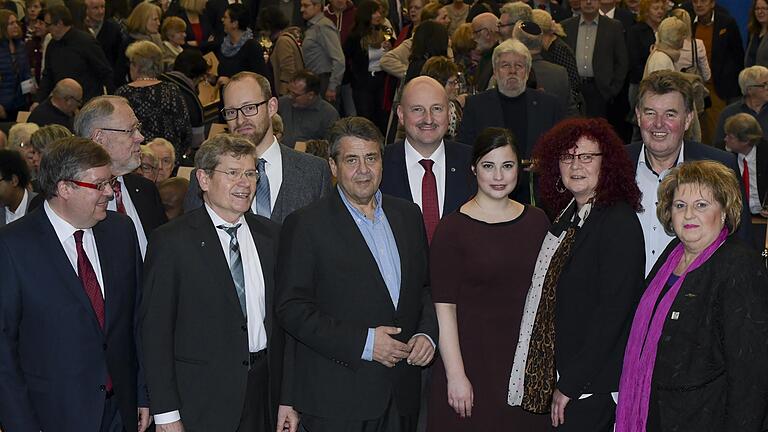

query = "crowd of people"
0;0;768;431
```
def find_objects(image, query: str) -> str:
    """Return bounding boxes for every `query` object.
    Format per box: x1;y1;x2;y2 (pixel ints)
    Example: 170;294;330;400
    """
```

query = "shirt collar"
740;145;757;163
6;189;28;217
44;199;88;244
639;141;685;174
204;202;245;228
338;186;384;221
260;136;281;164
693;9;715;24
579;14;598;25
599;7;615;17
403;138;445;166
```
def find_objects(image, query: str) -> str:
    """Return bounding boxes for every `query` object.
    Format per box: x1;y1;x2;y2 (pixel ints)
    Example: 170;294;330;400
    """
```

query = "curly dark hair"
532;117;642;217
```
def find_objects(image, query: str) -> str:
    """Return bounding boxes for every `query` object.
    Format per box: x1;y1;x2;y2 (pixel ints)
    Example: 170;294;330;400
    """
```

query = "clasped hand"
372;326;434;368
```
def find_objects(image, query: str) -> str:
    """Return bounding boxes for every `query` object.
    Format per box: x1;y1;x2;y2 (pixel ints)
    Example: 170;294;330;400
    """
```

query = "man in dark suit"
0;137;150;432
561;0;628;118
184;72;333;222
382;76;475;242
598;0;634;32
277;117;438;432
527;0;570;22
0;149;37;226
83;0;126;87
141;134;298;432
723;113;768;216
457;39;564;204
74;95;168;258
628;70;753;275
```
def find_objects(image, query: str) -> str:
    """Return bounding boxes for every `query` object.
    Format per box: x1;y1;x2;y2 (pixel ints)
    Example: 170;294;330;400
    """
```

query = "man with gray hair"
513;20;577;115
457;39;563;204
142;133;298;432
498;2;533;40
277;116;437;432
471;12;501;91
300;0;345;103
74;95;167;257
713;65;768;149
28;78;83;130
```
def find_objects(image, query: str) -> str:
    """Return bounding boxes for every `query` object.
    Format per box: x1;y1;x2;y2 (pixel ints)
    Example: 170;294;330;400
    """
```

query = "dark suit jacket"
171;9;218;54
380;140;476;216
141;207;283;431
646;237;768;431
0;190;36;226
689;4;744;101
527;0;570;22
532;55;576;116
554;201;646;397
610;6;636;33
626;140;754;246
123;173;168;236
0;208;147;431
757;143;768;206
561;14;628;100
95;19;126;88
626;21;656;84
456;88;564;203
183;144;333;223
276;192;438;420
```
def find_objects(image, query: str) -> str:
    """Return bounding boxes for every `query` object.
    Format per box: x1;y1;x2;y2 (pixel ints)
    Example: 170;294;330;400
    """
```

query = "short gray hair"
739;65;768;95
656;16;689;50
327;117;383;161
74;95;129;138
500;2;532;24
125;40;164;78
492;38;532;71
195;133;256;172
38;137;112;199
8;123;39;150
30;124;73;153
147;137;176;159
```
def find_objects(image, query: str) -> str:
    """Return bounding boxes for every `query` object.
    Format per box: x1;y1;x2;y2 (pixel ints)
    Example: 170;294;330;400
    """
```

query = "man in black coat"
83;0;127;88
276;117;438;432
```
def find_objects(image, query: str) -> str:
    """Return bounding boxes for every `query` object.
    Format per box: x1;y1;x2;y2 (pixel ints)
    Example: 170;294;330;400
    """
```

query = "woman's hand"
447;374;474;418
381;40;392;51
551;388;571;427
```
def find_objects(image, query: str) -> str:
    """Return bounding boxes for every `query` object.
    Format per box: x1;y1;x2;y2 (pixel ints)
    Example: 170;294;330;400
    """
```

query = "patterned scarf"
615;227;728;432
221;28;254;58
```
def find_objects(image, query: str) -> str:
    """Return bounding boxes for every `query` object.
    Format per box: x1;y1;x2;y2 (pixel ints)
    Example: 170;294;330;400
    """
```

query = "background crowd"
0;0;768;431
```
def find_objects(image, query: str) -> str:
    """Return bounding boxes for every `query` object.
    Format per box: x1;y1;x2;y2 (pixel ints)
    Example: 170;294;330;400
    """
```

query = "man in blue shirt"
276;116;438;432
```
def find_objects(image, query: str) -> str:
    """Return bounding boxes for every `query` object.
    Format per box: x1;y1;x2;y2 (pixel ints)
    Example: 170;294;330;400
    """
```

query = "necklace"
134;77;157;81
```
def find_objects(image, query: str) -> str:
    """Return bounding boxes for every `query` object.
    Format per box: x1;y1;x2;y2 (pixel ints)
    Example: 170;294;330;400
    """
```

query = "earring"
721;214;726;224
555;177;567;194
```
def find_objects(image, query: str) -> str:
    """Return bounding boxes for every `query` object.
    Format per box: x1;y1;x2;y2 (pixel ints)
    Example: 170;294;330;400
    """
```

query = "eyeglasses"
210;168;259;181
99;122;142;136
66;176;117;191
140;163;158;173
66;95;83;106
749;82;768;90
472;27;490;36
288;90;309;98
220;100;268;121
558;152;603;164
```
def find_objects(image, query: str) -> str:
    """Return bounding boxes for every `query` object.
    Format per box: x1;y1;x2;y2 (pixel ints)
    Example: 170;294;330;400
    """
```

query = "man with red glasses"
0;137;151;432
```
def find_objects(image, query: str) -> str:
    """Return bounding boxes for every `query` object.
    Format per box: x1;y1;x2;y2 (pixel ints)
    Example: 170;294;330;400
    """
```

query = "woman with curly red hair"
507;117;645;432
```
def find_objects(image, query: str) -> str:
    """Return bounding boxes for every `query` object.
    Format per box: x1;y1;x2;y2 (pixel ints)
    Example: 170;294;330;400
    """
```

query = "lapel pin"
201;241;205;247
450;167;456;172
135;188;140;193
671;311;680;320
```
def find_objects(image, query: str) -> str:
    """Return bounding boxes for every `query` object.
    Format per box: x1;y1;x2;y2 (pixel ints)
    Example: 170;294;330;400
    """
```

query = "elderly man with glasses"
713;65;768;149
28;78;83;131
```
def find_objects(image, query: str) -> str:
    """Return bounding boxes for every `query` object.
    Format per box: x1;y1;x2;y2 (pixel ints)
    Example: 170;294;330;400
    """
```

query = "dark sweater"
27;98;73;130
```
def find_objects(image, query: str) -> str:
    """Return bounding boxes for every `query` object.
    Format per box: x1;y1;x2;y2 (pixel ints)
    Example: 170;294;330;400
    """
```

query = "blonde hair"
180;0;206;14
451;22;476;56
637;0;665;23
161;16;186;40
9;123;39;150
656;16;689;50
125;2;161;35
126;40;164;78
657;160;742;236
532;9;565;38
724;113;763;146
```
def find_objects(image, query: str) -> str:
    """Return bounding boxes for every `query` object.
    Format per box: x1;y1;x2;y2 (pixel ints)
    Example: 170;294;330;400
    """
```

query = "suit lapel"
593;16;606;69
93;219;120;334
444;142;466;214
272;145;300;223
382;197;408;312
757;145;768;204
390;143;414;202
123;174;150;236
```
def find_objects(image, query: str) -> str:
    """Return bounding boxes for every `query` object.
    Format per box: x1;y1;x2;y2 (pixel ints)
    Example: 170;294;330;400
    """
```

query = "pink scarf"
615;227;728;431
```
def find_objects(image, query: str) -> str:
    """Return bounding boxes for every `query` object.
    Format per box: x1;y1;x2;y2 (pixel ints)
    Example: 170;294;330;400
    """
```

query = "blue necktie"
255;158;271;218
217;224;247;318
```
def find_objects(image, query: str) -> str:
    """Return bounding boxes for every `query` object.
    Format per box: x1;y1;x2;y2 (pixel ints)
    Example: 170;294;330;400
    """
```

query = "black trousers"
238;350;271;432
301;395;417;432
552;393;615;432
581;80;608;119
352;71;388;136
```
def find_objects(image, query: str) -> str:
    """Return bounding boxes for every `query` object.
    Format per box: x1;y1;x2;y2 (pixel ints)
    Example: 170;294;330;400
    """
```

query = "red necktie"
112;180;126;214
743;158;750;201
74;230;112;391
419;159;439;244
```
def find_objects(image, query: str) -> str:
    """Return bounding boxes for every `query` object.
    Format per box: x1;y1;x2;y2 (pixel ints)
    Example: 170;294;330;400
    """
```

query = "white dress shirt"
107;176;148;258
635;143;685;276
404;139;446;217
154;205;269;425
599;7;615;18
5;188;29;224
738;146;762;214
44;201;105;294
252;137;284;214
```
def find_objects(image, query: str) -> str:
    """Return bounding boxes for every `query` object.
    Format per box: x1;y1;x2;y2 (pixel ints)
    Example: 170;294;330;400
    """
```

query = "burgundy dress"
427;207;550;431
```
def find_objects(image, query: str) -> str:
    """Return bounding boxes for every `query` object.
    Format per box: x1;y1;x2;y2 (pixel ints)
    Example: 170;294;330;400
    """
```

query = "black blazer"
276;192;438;419
526;0;571;22
626;21;656;84
95;19;125;87
626;140;754;246
380;140;476;216
561;14;628;100
646;237;768;431
611;6;636;33
141;207;284;431
758;143;768;206
122;173;168;236
171;8;218;54
457;88;564;203
0;209;147;431
689;4;744;101
554;201;645;397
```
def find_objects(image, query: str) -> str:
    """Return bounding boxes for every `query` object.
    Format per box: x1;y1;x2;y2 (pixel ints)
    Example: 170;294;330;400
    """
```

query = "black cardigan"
554;201;646;398
646;237;768;432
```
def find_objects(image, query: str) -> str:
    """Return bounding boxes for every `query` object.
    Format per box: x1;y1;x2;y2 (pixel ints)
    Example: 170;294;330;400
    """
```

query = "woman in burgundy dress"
428;127;550;431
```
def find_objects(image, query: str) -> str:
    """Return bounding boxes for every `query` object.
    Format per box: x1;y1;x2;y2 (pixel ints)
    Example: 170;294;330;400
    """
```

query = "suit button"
99;385;106;391
243;360;249;366
102;343;107;350
241;325;247;332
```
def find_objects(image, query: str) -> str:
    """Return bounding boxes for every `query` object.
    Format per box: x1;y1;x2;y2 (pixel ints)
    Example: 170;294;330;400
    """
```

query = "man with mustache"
0;137;151;432
277;116;438;432
457;39;563;204
381;76;475;244
184;72;332;223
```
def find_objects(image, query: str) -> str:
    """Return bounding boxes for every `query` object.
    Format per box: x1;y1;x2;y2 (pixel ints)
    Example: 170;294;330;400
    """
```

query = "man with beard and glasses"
184;71;332;223
457;39;563;204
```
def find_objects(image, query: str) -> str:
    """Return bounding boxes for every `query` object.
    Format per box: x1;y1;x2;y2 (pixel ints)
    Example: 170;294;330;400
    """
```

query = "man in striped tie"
141;134;298;432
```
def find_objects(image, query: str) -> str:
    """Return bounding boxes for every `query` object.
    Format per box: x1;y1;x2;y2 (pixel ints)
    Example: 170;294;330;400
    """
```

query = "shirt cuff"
362;327;375;361
413;333;436;349
154;410;181;424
